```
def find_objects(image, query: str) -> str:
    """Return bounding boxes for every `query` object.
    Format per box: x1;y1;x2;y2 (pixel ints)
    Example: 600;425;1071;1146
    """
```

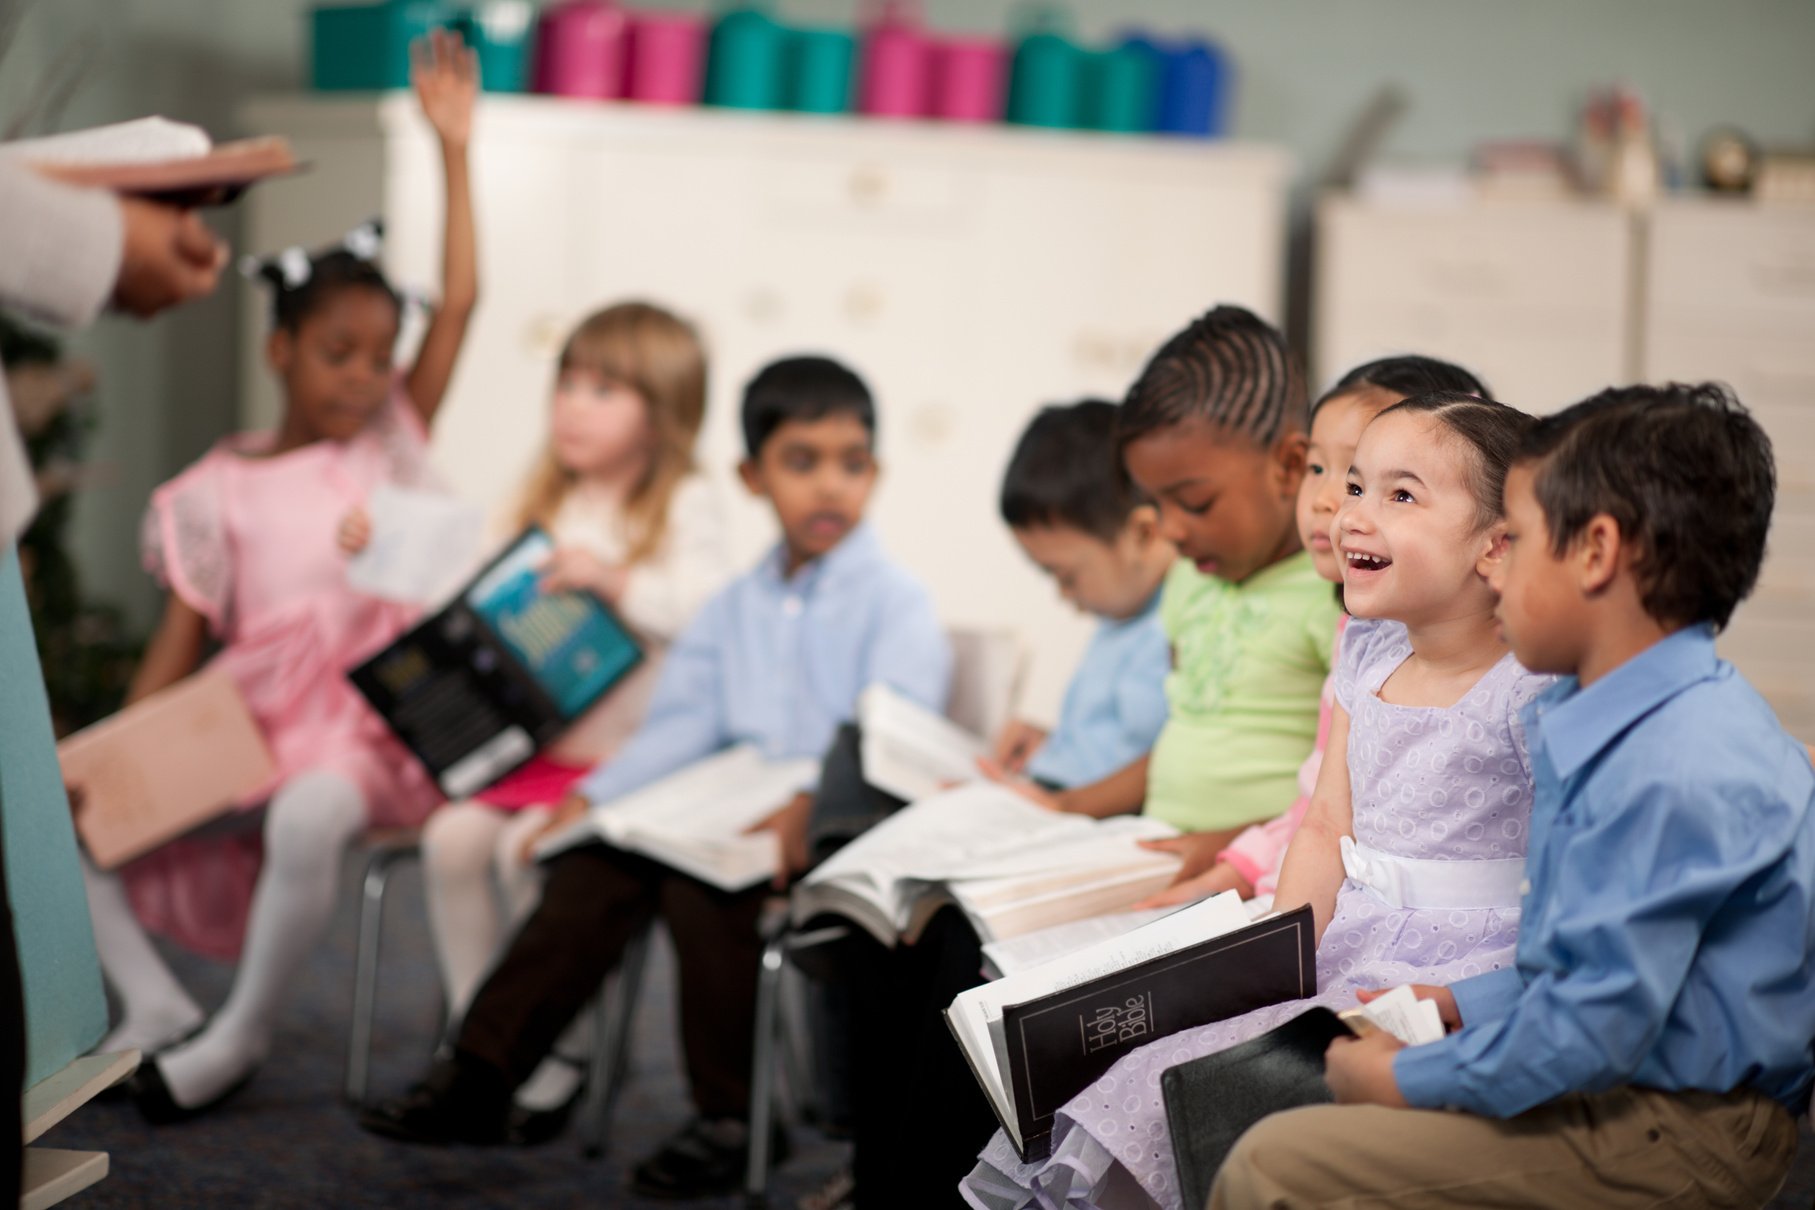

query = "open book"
792;785;1180;947
10;118;298;205
58;667;275;869
947;895;1317;1161
535;745;820;891
857;683;988;802
350;527;643;799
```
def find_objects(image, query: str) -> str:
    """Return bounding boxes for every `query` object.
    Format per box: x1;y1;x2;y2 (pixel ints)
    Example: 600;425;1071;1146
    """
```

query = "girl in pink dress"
79;32;480;1121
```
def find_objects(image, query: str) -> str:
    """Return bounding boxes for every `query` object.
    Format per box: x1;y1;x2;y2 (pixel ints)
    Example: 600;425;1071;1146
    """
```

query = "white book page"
858;684;988;802
805;784;1087;888
1338;984;1446;1046
944;814;1179;883
2;117;210;165
980;907;1178;978
534;746;816;864
346;485;486;605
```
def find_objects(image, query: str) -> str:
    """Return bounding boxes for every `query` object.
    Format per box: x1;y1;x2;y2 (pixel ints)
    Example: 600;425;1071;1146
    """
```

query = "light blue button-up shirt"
576;524;951;805
1395;625;1815;1116
1025;591;1169;789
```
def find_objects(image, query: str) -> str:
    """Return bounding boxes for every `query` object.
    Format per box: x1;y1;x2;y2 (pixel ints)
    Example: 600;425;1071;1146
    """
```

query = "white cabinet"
239;96;1291;717
1644;200;1815;741
1314;196;1636;412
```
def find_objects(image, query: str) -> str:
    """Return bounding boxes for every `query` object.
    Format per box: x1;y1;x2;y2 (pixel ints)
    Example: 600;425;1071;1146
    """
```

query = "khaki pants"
1209;1086;1798;1210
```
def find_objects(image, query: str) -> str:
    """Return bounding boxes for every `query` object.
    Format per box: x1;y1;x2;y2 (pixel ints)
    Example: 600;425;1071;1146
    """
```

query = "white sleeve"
616;476;733;641
0;162;122;331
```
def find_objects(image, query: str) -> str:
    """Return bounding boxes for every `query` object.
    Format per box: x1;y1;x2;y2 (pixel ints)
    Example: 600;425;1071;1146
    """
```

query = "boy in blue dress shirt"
1214;381;1815;1209
361;356;951;1199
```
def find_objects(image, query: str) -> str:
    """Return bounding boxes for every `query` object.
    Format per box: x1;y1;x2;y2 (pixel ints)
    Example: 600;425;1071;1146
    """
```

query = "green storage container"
312;1;452;91
1007;23;1085;129
788;26;855;114
1084;42;1160;133
451;1;534;93
705;6;789;110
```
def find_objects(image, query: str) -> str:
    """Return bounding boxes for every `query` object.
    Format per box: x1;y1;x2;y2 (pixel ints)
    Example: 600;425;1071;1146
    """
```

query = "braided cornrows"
1119;305;1307;449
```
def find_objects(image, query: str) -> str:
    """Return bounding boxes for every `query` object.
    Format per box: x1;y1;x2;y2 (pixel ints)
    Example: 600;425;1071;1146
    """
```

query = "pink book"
59;668;275;870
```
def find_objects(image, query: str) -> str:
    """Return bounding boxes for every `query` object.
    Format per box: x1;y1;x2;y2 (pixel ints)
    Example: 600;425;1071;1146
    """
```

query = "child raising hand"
82;31;479;1123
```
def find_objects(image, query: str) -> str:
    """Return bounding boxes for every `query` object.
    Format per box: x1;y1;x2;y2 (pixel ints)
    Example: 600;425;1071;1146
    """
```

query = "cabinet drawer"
750;153;970;231
1647;203;1815;338
1319;199;1631;317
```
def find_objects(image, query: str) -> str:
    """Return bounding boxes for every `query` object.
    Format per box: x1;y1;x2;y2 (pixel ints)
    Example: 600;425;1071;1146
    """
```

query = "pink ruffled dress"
124;390;443;959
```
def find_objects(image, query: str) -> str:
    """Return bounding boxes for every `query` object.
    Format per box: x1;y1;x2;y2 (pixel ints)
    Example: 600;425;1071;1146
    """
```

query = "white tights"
85;769;367;1107
422;800;587;1109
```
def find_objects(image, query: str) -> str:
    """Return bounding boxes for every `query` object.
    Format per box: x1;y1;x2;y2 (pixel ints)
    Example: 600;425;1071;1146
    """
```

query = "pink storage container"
930;36;1007;123
534;0;629;99
626;10;707;105
858;1;932;118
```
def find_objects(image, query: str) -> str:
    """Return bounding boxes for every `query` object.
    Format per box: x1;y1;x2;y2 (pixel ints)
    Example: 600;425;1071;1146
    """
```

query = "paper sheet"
1340;984;1446;1046
346;485;485;605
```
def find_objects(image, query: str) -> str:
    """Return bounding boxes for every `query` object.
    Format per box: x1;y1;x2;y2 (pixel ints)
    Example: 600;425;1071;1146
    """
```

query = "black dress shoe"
129;1056;255;1125
356;1056;512;1146
631;1116;790;1200
505;1060;587;1147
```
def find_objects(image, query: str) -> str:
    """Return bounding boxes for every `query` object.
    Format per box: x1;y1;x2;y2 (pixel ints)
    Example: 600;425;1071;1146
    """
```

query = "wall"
5;0;1814;629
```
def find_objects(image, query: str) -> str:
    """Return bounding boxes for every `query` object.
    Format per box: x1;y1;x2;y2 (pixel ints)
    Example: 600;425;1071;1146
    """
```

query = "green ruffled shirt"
1146;552;1342;833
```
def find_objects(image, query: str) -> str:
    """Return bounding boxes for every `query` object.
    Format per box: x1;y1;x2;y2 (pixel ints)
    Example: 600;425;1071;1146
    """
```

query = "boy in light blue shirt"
361;356;950;1199
991;399;1173;788
836;398;1175;1205
1216;382;1815;1209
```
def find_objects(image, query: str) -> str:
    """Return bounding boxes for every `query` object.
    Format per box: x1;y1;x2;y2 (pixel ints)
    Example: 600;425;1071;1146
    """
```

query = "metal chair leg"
346;846;414;1105
744;931;789;1203
580;917;653;1158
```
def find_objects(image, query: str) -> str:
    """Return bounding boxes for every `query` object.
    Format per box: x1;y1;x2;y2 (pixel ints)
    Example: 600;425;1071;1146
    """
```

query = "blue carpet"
40;855;848;1208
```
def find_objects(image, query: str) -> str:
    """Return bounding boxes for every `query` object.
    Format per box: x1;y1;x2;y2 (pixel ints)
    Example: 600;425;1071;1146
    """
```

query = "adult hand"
744;791;814;890
112;198;225;317
1356;983;1462;1032
1323;1031;1408;1107
990;719;1048;776
412;29;479;149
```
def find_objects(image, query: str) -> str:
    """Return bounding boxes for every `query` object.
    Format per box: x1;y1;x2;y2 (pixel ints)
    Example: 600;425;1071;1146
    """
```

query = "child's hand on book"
975;756;1067;811
1323;1030;1408;1108
1129;858;1252;911
743;791;815;890
1356;983;1460;1032
337;506;373;556
539;547;628;603
412;30;479;149
990;719;1049;776
520;794;589;864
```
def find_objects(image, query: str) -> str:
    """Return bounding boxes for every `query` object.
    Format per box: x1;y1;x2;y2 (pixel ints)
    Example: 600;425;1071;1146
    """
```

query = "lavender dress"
961;619;1551;1210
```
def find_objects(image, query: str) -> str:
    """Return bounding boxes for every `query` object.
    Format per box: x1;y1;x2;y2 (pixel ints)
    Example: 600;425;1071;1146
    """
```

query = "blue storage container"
451;1;535;93
1155;37;1231;138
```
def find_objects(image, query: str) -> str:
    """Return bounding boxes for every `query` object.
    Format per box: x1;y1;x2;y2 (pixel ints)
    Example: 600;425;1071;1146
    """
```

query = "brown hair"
1375;391;1534;531
510;302;708;564
1519;381;1773;631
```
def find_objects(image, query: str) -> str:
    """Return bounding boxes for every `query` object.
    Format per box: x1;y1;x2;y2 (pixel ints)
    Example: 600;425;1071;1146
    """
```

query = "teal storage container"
452;1;535;93
312;1;452;91
705;6;789;110
788;26;856;114
1084;41;1160;133
1007;23;1085;128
